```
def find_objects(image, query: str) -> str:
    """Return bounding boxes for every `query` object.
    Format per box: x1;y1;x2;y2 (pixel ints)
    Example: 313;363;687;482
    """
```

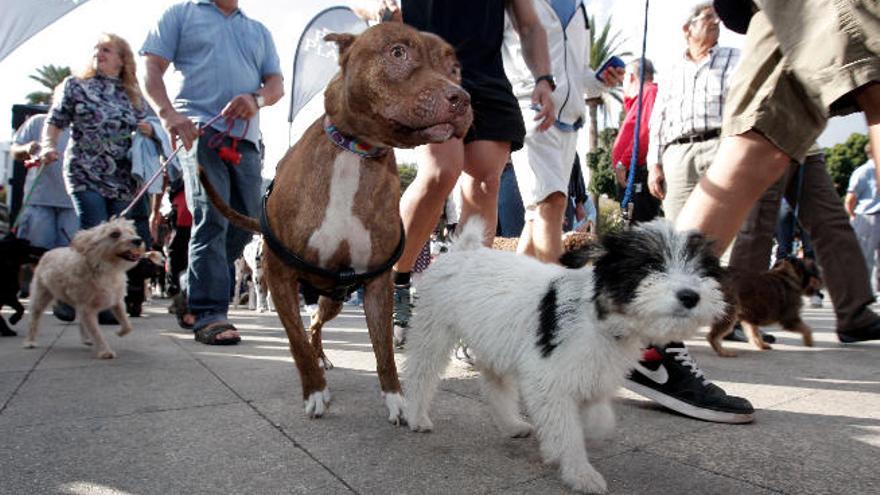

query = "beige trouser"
725;2;880;162
660;138;721;223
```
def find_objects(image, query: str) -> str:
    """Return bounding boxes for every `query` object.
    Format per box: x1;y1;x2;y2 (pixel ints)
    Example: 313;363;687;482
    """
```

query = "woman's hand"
137;121;154;137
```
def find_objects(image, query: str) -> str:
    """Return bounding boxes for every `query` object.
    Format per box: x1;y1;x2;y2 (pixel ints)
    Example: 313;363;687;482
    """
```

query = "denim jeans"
180;128;262;329
71;190;129;230
497;163;525;237
17;205;79;249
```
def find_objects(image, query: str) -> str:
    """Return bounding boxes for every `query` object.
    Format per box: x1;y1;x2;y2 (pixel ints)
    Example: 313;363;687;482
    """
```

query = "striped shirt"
647;46;740;165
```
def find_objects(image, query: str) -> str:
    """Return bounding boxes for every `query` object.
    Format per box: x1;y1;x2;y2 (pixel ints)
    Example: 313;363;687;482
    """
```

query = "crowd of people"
5;0;880;428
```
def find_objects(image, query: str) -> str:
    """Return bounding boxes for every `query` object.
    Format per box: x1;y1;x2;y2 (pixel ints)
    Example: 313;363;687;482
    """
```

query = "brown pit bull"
198;22;472;422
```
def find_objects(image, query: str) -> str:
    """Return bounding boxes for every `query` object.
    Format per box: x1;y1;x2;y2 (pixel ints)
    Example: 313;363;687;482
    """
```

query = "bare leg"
394;139;464;273
675;132;790;255
459;140;512;245
517;191;567;263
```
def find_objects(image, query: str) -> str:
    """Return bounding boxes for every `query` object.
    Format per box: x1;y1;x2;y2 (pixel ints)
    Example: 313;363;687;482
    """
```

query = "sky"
0;0;868;178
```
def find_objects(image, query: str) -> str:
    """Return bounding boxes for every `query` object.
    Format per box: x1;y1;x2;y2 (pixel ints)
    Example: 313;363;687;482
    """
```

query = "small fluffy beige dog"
25;218;149;359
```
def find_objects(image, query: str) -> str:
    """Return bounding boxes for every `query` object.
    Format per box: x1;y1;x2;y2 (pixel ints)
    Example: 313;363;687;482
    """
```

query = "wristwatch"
252;92;265;108
535;74;556;91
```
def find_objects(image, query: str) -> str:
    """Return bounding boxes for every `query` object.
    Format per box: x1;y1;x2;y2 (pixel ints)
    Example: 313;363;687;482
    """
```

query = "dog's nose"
676;289;700;309
447;87;470;115
132;238;143;247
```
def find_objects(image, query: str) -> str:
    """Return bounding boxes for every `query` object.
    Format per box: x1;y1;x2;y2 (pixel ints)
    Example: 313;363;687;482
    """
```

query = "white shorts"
510;116;579;221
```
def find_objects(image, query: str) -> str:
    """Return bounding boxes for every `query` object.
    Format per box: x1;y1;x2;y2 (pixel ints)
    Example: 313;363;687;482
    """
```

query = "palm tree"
586;16;630;150
25;64;71;105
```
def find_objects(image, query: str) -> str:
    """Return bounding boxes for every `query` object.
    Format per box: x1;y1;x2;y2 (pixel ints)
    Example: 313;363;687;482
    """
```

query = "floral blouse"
48;75;145;200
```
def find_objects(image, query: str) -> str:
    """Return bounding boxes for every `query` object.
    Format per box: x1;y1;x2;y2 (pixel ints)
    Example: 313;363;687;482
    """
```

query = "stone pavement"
1;298;878;494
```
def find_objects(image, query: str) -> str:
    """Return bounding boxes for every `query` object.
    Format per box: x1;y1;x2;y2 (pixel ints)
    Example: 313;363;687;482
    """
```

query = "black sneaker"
723;323;776;344
53;302;76;322
625;345;755;424
838;319;880;343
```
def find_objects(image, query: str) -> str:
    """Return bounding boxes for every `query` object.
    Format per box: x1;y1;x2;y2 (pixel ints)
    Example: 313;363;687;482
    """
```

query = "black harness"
259;179;405;302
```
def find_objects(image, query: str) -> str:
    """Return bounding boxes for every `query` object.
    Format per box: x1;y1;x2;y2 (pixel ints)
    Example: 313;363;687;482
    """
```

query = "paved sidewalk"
1;298;878;494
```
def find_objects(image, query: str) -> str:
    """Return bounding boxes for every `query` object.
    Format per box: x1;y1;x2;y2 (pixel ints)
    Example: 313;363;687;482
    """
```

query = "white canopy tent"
0;0;91;64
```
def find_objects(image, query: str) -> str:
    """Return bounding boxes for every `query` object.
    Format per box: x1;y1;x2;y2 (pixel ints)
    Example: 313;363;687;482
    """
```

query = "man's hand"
598;66;625;88
648;162;665;199
162;111;199;151
39;146;59;164
27;141;41;157
221;94;259;123
614;164;628;187
532;80;556;131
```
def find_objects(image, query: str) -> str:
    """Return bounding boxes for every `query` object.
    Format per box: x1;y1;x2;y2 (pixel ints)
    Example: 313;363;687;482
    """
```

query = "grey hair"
683;2;714;28
627;58;655;80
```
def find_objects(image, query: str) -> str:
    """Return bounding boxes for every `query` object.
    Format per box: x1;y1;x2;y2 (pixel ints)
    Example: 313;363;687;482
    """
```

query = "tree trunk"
586;98;600;151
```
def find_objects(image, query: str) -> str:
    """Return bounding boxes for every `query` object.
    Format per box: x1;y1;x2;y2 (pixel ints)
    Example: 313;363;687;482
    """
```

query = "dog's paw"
97;349;117;359
383;392;406;426
393;325;407;349
717;348;738;357
562;464;607;494
318;354;334;371
304;389;331;418
757;342;772;351
22;339;37;349
503;420;533;438
117;326;133;337
407;413;433;433
81;338;93;346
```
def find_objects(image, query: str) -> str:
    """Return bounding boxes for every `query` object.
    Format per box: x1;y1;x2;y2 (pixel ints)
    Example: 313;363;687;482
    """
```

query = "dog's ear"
685;231;723;280
560;243;604;269
69;229;94;255
324;32;357;62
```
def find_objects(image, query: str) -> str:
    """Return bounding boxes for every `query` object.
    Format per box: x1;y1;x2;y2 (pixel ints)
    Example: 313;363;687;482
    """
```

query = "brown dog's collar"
323;116;390;158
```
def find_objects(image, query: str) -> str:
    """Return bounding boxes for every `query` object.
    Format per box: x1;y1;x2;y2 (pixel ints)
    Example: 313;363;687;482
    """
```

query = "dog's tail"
197;166;260;233
452;216;487;252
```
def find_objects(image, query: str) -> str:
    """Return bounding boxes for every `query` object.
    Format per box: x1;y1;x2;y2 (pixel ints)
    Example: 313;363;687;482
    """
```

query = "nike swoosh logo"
633;362;669;384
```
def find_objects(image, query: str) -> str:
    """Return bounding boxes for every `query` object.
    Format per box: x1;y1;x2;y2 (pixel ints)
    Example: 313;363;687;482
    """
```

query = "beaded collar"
323;116;390;158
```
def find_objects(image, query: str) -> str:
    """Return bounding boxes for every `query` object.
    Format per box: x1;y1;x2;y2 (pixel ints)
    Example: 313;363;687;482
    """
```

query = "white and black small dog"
402;218;725;494
234;235;274;312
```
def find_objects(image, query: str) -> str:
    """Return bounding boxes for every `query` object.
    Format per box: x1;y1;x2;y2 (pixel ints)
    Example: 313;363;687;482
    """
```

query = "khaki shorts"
724;0;880;162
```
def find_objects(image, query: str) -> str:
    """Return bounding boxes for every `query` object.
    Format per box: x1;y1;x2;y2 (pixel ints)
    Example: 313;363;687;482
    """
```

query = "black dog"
0;234;46;336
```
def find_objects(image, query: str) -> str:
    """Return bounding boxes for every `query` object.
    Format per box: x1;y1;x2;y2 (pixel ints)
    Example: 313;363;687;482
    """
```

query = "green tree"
825;133;869;197
26;64;71;105
586;15;630;150
398;163;417;192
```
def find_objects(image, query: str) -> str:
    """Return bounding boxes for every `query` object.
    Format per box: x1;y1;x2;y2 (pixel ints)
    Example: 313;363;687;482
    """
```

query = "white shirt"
647;46;740;165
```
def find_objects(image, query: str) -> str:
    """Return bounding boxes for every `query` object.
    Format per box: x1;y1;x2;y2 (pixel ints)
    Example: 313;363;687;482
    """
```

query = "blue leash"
620;0;650;219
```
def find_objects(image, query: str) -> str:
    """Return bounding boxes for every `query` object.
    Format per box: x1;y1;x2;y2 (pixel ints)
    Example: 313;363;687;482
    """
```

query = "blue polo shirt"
140;0;281;145
847;160;880;215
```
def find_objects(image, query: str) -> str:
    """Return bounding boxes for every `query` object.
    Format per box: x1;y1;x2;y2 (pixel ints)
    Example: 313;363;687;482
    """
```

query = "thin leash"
118;113;224;218
620;0;650;224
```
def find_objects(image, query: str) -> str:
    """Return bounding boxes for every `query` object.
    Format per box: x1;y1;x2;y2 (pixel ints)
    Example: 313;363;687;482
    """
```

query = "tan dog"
198;22;472;421
25;218;150;359
708;257;821;357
